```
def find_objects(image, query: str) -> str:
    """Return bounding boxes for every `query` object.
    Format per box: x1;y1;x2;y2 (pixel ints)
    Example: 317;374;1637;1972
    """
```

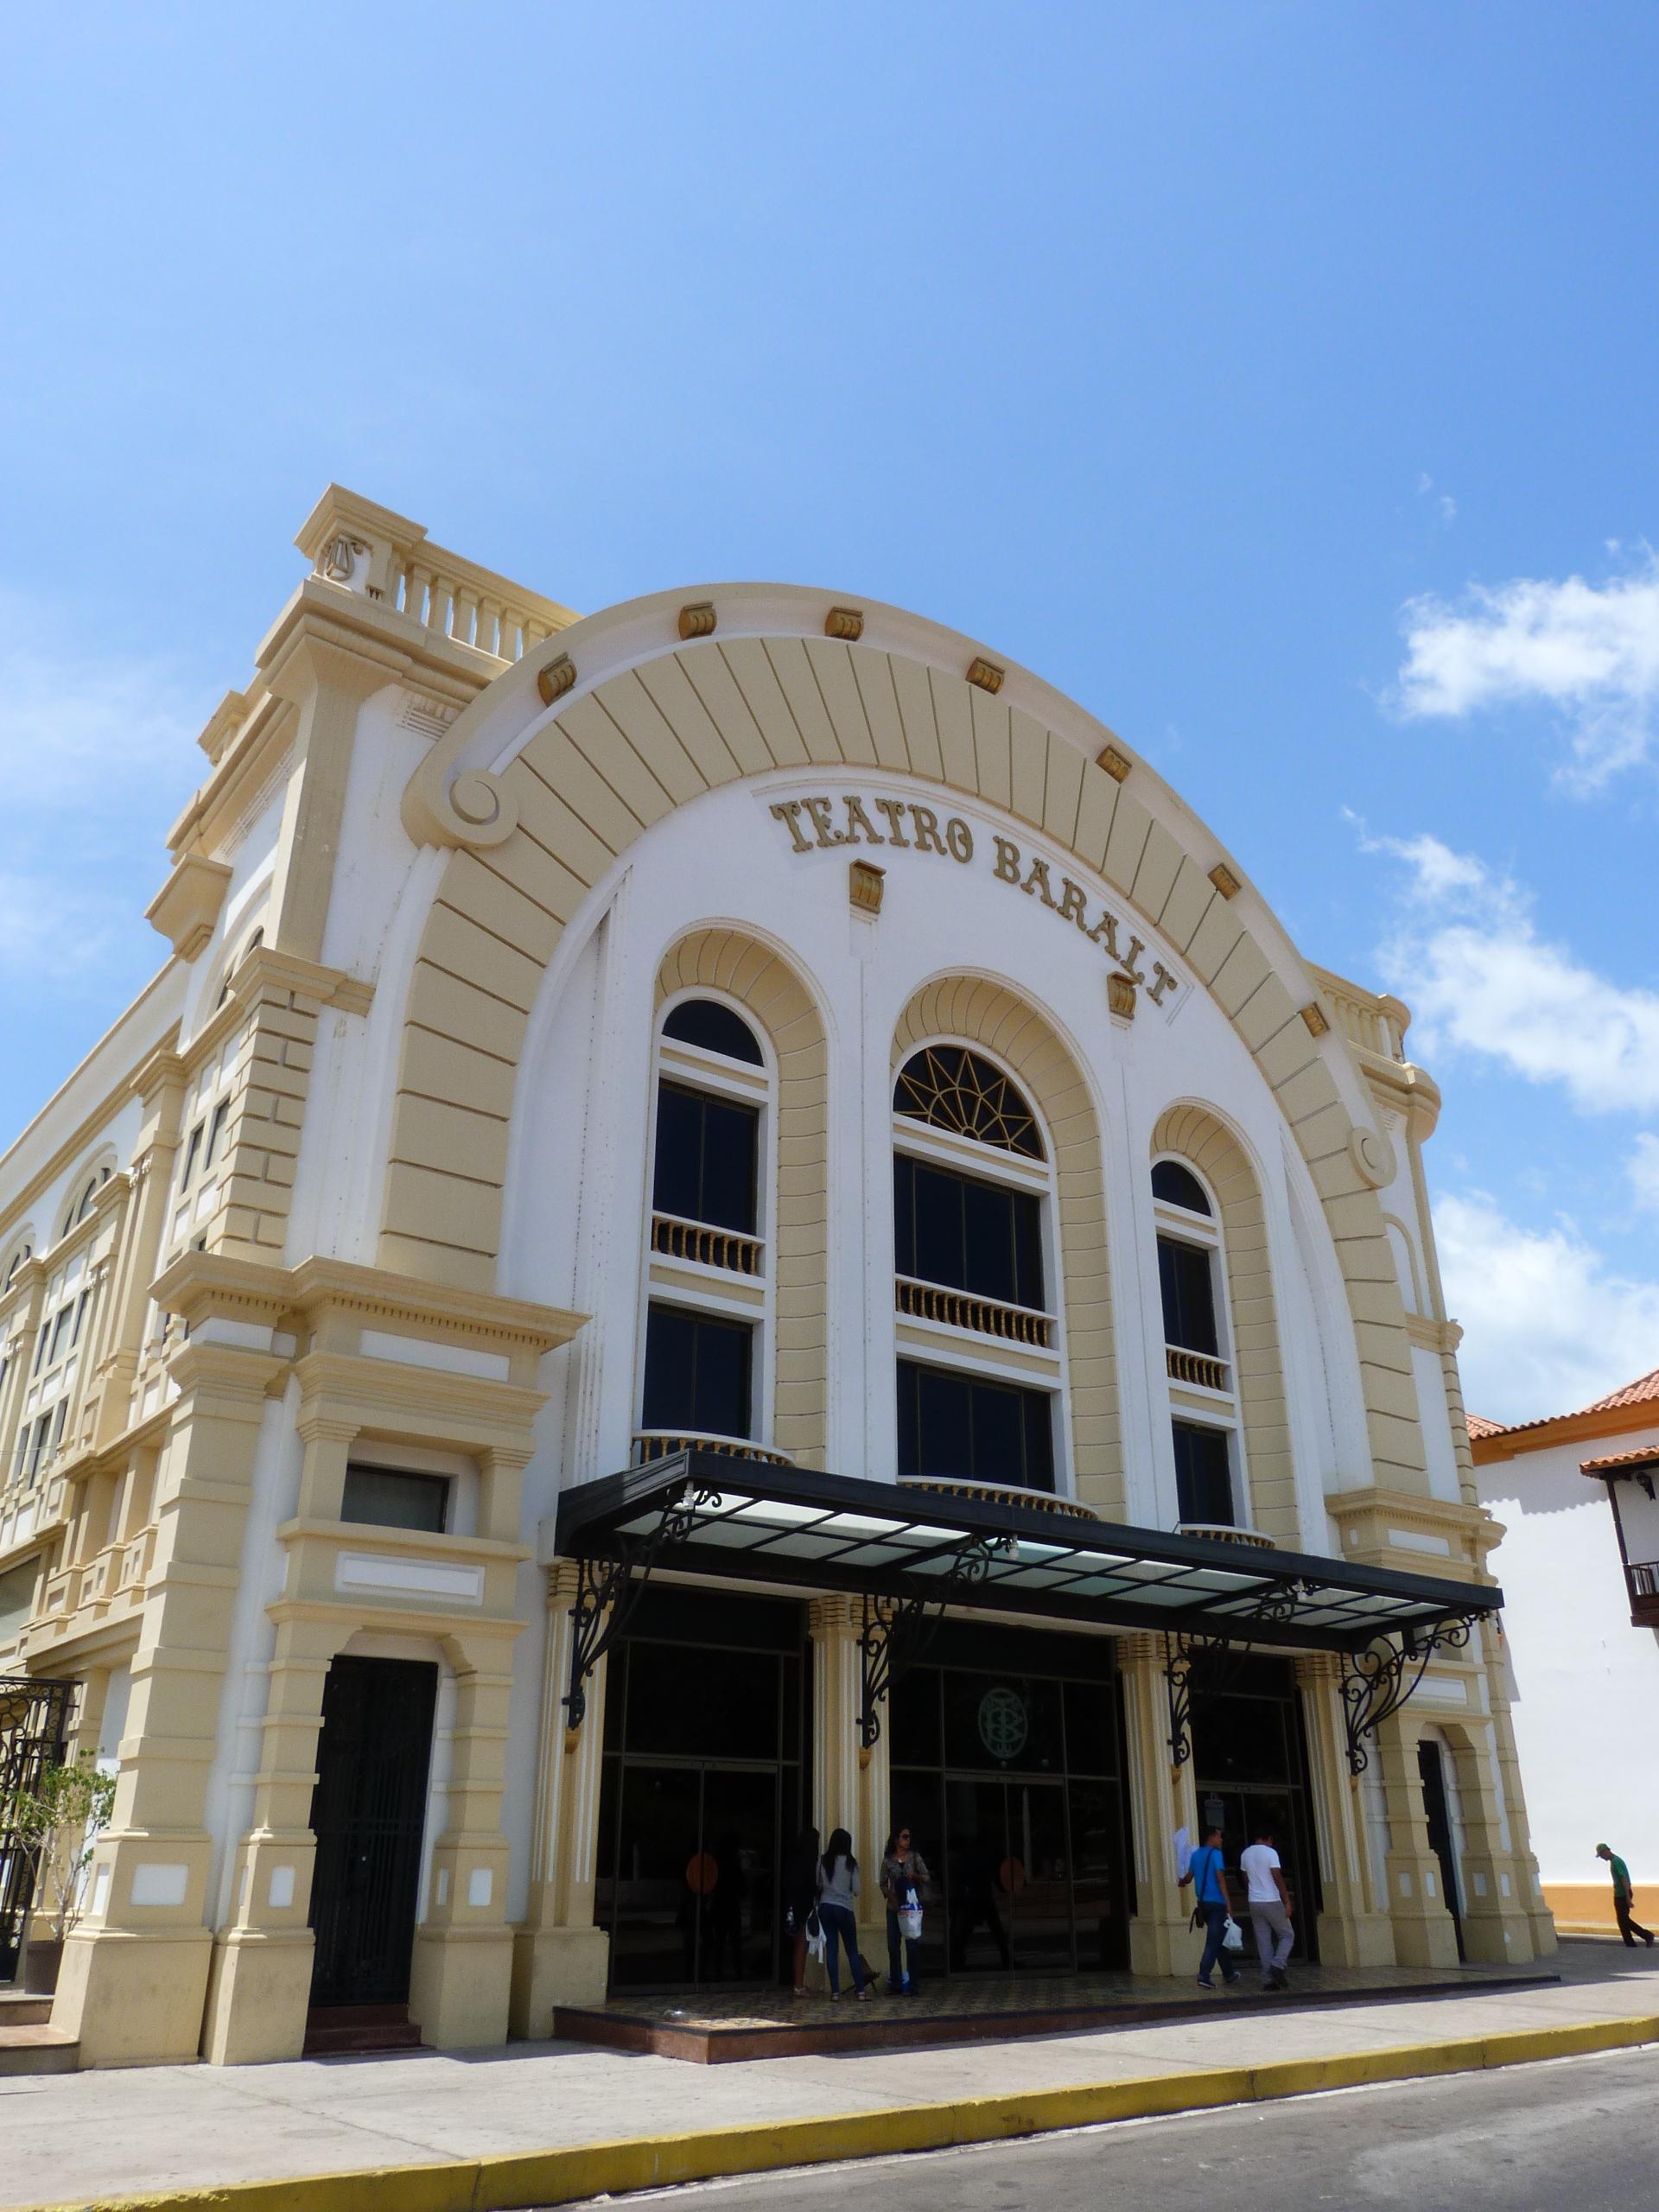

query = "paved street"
555;2045;1659;2212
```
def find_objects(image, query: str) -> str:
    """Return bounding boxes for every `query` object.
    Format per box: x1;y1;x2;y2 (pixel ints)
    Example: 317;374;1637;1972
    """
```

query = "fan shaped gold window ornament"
893;1046;1044;1159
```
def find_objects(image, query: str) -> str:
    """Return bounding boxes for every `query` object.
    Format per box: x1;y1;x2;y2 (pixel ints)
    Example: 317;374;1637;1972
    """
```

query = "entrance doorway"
889;1623;1133;1978
595;1587;807;1991
307;1656;438;2009
1190;1654;1322;1964
1416;1736;1466;1960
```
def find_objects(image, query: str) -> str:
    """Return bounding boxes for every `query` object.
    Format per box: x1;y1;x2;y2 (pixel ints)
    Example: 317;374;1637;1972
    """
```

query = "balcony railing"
631;1430;793;1469
650;1213;764;1277
1166;1346;1231;1393
895;1277;1055;1349
1177;1521;1274;1550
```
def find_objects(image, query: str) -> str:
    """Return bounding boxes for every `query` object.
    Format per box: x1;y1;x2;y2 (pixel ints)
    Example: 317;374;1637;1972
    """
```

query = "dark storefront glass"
888;1625;1131;1978
1189;1654;1323;1962
595;1589;807;1991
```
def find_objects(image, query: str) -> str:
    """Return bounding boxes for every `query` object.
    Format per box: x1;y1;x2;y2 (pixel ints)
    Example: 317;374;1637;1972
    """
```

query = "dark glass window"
1172;1421;1234;1525
1157;1236;1218;1354
652;1083;759;1233
1152;1160;1211;1215
897;1359;1054;1491
642;1303;753;1440
663;997;764;1065
341;1465;450;1533
894;1154;1044;1309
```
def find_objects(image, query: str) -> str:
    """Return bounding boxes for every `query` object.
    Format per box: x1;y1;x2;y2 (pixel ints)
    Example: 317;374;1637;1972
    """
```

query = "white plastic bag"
806;1908;826;1964
899;1906;923;1941
1221;1915;1245;1953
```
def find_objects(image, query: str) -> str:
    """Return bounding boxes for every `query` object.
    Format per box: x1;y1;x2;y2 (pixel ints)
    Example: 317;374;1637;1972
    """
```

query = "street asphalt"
550;2044;1659;2212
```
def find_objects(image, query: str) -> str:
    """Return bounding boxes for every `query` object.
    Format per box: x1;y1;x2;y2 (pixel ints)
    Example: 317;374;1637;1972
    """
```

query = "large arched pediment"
382;585;1424;1484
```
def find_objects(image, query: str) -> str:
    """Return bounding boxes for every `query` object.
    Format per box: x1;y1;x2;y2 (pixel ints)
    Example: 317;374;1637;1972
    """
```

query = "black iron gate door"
307;1656;438;2009
0;1676;77;1985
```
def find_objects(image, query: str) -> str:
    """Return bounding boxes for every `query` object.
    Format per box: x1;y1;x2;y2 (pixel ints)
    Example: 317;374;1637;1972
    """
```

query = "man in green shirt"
1595;1844;1655;1947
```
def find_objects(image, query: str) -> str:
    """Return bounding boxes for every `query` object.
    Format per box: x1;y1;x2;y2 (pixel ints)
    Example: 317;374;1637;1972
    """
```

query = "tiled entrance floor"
553;1956;1560;2061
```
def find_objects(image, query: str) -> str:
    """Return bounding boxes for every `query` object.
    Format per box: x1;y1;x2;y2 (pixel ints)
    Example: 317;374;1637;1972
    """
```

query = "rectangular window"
47;1306;73;1364
180;1121;205;1189
652;1084;759;1235
1157;1236;1219;1355
1172;1420;1234;1525
897;1358;1055;1492
202;1098;230;1172
0;1557;38;1643
893;1156;1044;1309
70;1289;92;1347
642;1302;753;1440
340;1465;451;1534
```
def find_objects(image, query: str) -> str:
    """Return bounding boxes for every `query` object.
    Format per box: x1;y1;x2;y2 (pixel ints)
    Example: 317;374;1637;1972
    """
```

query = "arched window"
892;1044;1058;1495
2;1236;32;1294
637;996;774;1461
59;1158;114;1242
1152;1154;1241;1529
893;1045;1044;1158
215;924;265;1010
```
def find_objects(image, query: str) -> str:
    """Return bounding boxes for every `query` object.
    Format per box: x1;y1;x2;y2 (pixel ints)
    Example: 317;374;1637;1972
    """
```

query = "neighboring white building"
1472;1376;1659;1934
0;486;1552;2070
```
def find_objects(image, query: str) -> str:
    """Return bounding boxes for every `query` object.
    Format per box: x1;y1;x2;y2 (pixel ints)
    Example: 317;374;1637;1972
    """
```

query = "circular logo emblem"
976;1685;1029;1762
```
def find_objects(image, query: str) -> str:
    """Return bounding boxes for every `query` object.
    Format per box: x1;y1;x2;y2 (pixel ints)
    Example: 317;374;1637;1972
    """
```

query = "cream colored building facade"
0;487;1553;2069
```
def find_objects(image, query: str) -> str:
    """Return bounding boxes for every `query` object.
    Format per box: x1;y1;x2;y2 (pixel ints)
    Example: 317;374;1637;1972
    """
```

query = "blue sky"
4;4;1657;1421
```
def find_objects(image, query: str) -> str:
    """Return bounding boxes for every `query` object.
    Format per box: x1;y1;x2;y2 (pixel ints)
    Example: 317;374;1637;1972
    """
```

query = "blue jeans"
887;1907;919;1993
1198;1899;1236;1981
819;1902;863;1993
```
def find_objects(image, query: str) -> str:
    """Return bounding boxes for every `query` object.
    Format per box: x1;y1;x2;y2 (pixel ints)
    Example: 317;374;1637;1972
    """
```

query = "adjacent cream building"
0;487;1554;2069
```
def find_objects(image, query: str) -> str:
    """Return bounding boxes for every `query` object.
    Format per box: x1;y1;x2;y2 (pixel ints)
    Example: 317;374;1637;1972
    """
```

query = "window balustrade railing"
894;1276;1055;1349
630;1430;793;1469
649;1212;765;1277
1166;1345;1231;1393
1176;1521;1274;1550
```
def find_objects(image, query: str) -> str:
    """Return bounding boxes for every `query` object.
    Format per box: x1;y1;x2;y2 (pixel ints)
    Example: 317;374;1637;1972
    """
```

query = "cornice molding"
144;852;234;962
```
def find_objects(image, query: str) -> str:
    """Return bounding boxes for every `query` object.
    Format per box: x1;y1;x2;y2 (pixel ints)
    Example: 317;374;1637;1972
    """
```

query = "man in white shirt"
1239;1824;1294;1990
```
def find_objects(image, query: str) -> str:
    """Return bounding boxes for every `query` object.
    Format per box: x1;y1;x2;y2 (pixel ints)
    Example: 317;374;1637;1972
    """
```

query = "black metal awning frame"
553;1452;1497;1777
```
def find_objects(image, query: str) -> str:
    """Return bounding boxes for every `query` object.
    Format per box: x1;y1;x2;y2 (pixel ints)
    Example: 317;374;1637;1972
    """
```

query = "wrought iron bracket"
1162;1580;1308;1767
855;1532;1016;1753
563;1483;722;1736
1339;1613;1481;1776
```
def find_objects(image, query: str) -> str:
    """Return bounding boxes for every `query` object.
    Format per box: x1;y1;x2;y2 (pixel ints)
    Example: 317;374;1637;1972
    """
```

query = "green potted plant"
12;1756;116;1994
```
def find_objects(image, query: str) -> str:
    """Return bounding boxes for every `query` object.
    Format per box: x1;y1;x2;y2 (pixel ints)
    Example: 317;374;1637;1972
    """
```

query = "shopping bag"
1221;1916;1245;1953
899;1906;924;1940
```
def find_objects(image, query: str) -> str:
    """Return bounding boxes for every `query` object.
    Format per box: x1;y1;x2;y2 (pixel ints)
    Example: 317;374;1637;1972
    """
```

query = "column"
1374;1714;1461;1967
1118;1634;1198;1977
1486;1637;1557;1958
810;1596;887;1962
510;1561;612;2033
51;1339;282;2066
1294;1652;1395;1966
406;1625;520;2048
200;1612;339;2064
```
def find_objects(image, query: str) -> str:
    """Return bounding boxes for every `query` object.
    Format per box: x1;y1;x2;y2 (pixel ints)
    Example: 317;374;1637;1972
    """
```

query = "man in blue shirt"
1179;1825;1241;1988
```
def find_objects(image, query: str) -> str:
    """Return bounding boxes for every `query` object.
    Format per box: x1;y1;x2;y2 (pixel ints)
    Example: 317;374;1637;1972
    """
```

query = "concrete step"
0;2025;79;2075
302;2003;423;2056
0;1992;55;2027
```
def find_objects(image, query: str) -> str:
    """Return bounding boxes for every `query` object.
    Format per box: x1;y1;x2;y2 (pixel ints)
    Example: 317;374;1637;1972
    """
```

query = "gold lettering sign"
768;794;1182;1007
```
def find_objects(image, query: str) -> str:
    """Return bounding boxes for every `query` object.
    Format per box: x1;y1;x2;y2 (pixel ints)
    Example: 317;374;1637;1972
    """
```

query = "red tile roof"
1469;1363;1659;1459
1465;1413;1504;1440
1580;1446;1659;1477
1580;1366;1659;1414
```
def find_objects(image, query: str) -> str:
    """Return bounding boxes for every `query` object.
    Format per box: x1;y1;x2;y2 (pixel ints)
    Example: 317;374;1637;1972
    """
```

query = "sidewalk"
3;1941;1656;2212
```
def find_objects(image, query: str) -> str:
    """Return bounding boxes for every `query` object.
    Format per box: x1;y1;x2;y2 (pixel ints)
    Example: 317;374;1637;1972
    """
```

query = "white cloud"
1435;1190;1659;1425
1394;550;1659;785
1366;830;1659;1113
0;593;205;984
1414;473;1457;527
1629;1133;1659;1216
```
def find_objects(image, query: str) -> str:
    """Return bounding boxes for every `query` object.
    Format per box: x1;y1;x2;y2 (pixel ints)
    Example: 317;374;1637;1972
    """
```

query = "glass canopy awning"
556;1449;1498;1649
553;1452;1501;1774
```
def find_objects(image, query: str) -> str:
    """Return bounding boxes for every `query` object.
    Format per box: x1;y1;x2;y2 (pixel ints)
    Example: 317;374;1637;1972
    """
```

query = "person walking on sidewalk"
1240;1822;1295;1990
880;1824;932;1994
816;1827;873;1999
1179;1825;1240;1988
1595;1843;1656;1947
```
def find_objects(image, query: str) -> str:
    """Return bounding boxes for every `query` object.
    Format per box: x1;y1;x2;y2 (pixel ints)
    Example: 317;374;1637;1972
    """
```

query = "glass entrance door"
607;1761;779;1989
944;1777;1072;1970
1191;1656;1322;1964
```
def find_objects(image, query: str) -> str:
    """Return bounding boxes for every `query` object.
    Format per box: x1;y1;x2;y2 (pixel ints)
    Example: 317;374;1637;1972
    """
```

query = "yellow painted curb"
24;2012;1659;2212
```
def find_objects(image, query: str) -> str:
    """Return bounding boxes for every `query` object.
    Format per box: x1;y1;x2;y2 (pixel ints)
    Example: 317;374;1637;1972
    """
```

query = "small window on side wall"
341;1465;450;1534
1152;1160;1211;1216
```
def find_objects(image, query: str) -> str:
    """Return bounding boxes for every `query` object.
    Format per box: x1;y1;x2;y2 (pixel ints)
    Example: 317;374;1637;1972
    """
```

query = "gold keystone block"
1208;862;1240;899
678;601;717;640
537;653;576;705
849;859;886;913
1300;1001;1331;1038
1108;972;1137;1019
825;606;864;641
1096;744;1131;782
966;656;1005;694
